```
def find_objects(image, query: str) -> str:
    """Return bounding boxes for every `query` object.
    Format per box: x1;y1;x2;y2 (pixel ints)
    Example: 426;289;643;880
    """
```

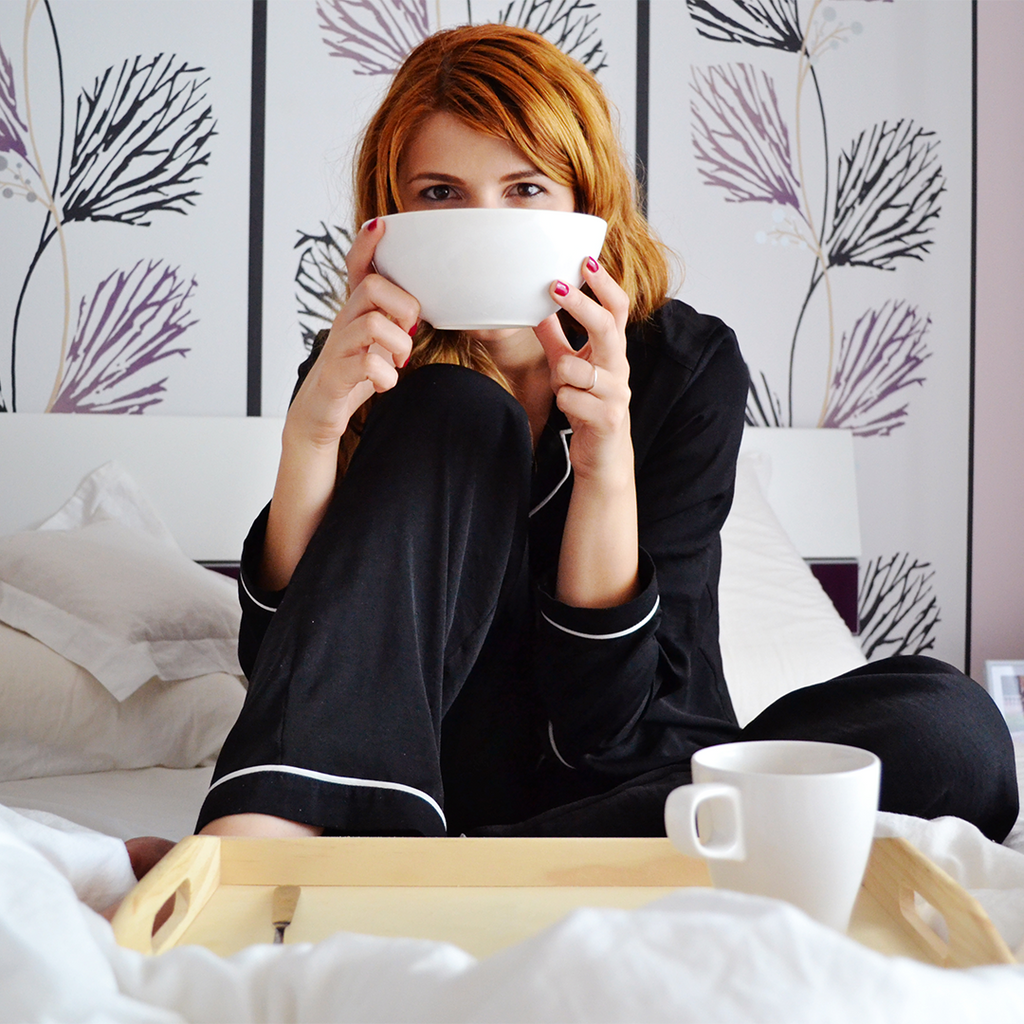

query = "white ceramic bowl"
371;208;608;330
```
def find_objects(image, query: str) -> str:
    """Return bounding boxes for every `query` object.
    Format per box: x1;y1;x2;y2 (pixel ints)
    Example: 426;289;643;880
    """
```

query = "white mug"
664;740;881;931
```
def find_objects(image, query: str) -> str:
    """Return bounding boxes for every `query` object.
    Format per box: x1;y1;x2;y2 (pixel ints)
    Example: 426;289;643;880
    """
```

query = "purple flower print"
822;300;931;437
52;261;195;414
0;34;32;167
691;64;802;209
317;0;430;76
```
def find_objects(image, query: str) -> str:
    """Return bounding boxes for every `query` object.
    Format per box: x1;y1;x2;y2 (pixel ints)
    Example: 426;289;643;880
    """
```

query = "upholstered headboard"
0;414;285;563
0;415;860;581
738;427;861;633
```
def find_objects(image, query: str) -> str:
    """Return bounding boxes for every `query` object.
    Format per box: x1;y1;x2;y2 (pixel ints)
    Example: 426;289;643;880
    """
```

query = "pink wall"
970;1;1024;681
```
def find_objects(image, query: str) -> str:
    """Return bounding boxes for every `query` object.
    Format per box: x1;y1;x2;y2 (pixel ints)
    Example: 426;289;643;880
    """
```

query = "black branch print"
826;119;945;271
493;1;607;72
60;53;216;226
822;301;931;437
295;223;352;349
745;368;784;427
3;3;211;413
317;0;430;76
686;0;803;53
858;553;940;659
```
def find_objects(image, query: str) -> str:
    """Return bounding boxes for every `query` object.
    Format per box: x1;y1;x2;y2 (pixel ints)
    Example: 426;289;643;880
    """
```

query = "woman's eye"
512;182;544;198
422;184;454;201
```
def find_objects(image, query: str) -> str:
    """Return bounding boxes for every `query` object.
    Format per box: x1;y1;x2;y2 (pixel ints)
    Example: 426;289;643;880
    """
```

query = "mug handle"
664;783;745;861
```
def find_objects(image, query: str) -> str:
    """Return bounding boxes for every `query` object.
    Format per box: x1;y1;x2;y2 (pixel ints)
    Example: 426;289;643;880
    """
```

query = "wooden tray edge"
111;835;1016;968
862;836;1015;968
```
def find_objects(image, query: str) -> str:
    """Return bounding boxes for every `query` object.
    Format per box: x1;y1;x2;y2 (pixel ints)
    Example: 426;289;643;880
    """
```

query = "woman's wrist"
280;410;344;458
260;419;345;591
556;471;640;609
568;454;635;495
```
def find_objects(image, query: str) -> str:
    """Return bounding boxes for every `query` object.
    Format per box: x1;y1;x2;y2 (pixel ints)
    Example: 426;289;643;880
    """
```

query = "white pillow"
36;457;181;546
0;462;241;700
0;621;243;781
719;454;867;727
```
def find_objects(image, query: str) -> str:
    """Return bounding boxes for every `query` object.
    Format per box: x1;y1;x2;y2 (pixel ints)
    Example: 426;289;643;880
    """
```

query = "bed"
1;413;1023;1022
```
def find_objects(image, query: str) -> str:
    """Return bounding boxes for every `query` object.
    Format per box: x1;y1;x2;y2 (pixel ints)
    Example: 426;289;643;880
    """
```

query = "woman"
197;25;1017;841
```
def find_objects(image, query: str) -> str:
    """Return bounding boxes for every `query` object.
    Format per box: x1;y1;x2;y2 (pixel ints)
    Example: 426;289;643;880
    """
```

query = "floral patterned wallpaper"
0;0;975;665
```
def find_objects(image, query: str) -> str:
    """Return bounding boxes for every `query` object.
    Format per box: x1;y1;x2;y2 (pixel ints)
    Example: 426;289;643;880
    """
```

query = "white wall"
970;0;1024;680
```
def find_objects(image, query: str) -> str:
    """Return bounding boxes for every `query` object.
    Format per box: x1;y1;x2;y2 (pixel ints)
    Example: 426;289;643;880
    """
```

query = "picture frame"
984;661;1024;734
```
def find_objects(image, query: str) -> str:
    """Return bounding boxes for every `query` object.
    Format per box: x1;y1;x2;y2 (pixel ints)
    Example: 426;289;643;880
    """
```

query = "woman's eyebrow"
405;167;546;184
499;168;546;182
405;171;465;184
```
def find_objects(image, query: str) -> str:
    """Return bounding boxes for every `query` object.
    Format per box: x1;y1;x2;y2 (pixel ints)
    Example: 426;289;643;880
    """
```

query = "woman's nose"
467;192;502;209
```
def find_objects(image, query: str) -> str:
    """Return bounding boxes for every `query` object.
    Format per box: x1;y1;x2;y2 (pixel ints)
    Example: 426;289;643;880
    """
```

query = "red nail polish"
408;322;418;337
586;257;599;273
366;218;379;231
554;281;570;297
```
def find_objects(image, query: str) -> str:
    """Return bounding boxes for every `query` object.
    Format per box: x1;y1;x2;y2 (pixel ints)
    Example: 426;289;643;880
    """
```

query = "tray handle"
863;837;1016;968
111;834;221;955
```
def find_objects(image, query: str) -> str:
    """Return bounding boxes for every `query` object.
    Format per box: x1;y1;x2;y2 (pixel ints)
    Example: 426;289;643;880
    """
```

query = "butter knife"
272;885;301;944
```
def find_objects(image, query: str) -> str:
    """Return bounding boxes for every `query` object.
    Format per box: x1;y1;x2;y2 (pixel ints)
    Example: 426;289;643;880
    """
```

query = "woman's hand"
262;219;419;591
289;218;420;447
534;258;639;609
533;256;632;484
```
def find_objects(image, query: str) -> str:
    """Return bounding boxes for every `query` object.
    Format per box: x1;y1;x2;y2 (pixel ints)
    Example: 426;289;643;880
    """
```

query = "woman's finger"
581;256;630;330
342;273;420;341
534;314;598;392
558;353;599;393
533;311;575;366
362;347;401;393
549;257;629;371
308;311;412;407
344;217;385;293
577;362;599;392
344;310;414;373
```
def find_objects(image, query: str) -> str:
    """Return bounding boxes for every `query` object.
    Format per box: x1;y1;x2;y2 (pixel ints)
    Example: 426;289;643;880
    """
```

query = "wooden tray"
111;836;1016;968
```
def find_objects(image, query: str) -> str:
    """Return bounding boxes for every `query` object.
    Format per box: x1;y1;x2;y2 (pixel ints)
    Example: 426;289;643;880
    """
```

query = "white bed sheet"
0;766;213;842
3;803;1024;1023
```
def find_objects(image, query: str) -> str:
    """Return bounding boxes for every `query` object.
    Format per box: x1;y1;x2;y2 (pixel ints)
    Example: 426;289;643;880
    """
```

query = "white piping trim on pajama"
240;572;279;614
530;428;573;517
547;721;575;770
206;764;447;830
540;594;661;640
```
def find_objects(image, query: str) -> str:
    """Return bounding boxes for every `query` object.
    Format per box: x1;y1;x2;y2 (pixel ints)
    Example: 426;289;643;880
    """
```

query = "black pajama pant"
197;366;1020;843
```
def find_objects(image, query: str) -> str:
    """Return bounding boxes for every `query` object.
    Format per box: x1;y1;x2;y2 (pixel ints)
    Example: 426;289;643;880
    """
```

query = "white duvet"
3;805;1024;1023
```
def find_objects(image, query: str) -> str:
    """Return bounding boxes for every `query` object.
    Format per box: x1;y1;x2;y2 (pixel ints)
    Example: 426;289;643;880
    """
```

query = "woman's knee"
365;363;531;461
741;656;1019;841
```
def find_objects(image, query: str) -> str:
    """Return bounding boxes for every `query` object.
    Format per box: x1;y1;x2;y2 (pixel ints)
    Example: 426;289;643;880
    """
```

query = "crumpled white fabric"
3;804;1024;1024
0;804;135;911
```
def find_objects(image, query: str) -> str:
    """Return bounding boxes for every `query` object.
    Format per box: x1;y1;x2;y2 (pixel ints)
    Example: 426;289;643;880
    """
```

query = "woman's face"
398;111;575;214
